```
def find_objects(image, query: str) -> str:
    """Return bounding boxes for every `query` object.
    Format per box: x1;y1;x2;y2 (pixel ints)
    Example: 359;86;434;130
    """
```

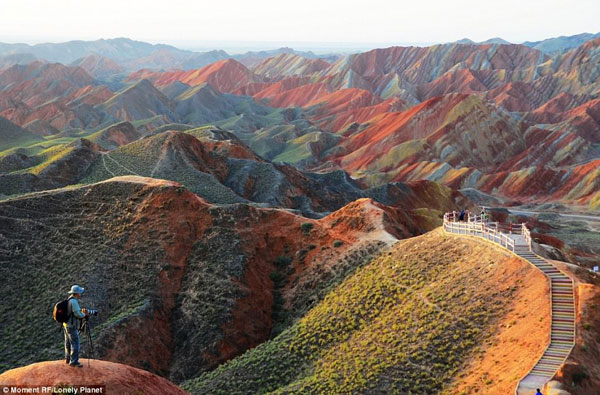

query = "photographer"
63;285;89;368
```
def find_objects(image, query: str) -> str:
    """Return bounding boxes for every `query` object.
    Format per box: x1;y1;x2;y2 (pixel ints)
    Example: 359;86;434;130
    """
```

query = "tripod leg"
88;329;94;361
84;323;89;368
82;321;90;367
83;320;95;367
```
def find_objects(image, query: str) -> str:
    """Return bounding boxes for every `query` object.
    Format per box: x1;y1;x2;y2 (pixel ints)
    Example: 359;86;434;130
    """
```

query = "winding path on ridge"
101;153;116;177
101;152;141;177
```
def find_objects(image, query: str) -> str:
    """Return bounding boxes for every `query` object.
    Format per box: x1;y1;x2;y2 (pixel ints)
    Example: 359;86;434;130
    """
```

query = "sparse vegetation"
300;222;314;235
270;254;294;338
274;255;292;268
0;180;256;383
0;182;167;372
183;230;519;394
81;132;248;204
572;368;589;385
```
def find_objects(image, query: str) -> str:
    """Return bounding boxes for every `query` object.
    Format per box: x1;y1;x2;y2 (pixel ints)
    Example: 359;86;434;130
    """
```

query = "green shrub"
270;271;286;287
274;255;292;268
301;222;314;235
273;291;284;310
333;240;344;248
297;249;308;264
572;369;589;384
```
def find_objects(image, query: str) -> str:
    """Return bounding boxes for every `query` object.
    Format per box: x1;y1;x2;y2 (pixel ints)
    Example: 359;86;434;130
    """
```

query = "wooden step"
552;325;575;330
553;304;575;309
544;351;570;357
536;362;563;369
552;304;574;309
553;291;573;295
547;343;573;349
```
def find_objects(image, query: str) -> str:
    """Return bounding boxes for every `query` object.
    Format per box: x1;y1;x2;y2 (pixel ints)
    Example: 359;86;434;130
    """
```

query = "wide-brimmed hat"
68;285;85;295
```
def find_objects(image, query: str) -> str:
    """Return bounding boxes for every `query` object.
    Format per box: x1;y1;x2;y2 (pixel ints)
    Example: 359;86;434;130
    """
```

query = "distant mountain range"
455;37;512;45
0;37;340;72
0;33;598;75
1;35;599;210
523;32;600;53
455;32;600;54
0;37;181;63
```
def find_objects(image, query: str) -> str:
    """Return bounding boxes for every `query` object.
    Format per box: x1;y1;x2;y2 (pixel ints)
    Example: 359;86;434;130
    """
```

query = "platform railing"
443;212;517;252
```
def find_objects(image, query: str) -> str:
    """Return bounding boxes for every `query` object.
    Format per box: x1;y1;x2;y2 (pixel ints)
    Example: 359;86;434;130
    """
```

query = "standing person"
64;285;90;367
481;209;487;222
535;389;543;395
459;209;466;221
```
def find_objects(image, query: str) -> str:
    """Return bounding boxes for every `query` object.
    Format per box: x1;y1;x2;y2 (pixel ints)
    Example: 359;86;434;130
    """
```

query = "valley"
1;29;599;395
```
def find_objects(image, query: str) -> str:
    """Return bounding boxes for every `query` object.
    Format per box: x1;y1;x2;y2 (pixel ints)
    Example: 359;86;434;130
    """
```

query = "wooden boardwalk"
443;214;575;394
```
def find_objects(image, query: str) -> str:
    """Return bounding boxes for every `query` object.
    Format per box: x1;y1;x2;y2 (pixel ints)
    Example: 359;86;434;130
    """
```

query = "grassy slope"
0;138;101;199
81;132;245;204
0;178;270;378
0;129;101;159
0;181;168;372
0;118;44;153
0;135;67;157
12;144;75;175
183;229;545;394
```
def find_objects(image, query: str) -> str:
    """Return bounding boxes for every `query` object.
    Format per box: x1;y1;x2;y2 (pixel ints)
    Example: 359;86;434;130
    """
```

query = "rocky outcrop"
0;360;187;395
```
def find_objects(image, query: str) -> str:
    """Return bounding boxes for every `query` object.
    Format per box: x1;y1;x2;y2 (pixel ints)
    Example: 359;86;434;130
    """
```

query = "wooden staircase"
442;214;575;394
513;245;575;394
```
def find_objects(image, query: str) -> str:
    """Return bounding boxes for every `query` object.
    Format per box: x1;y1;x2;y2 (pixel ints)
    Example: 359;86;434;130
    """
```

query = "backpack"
53;297;73;323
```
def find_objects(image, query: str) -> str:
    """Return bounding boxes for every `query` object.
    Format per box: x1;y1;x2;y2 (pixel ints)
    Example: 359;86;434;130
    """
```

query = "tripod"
80;317;95;367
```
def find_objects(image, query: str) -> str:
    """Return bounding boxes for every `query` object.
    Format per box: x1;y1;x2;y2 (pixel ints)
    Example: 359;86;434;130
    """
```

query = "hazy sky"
1;0;598;48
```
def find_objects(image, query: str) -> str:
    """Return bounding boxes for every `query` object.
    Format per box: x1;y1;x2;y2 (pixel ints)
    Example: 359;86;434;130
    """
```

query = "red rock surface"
2;40;599;207
257;81;330;107
128;59;261;93
251;53;330;80
0;62;108;131
0;360;187;395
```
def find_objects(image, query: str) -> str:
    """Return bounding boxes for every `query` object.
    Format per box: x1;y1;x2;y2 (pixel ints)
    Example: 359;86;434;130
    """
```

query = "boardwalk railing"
443;212;517;252
522;223;532;251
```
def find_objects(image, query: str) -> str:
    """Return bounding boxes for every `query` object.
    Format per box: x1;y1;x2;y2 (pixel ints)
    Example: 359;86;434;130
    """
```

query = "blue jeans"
64;327;80;364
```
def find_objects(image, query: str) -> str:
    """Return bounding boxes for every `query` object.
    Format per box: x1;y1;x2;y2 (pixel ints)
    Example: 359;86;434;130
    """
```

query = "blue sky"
1;0;598;49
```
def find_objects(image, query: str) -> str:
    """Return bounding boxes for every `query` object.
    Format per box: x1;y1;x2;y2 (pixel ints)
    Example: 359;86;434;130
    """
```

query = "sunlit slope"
183;229;549;394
